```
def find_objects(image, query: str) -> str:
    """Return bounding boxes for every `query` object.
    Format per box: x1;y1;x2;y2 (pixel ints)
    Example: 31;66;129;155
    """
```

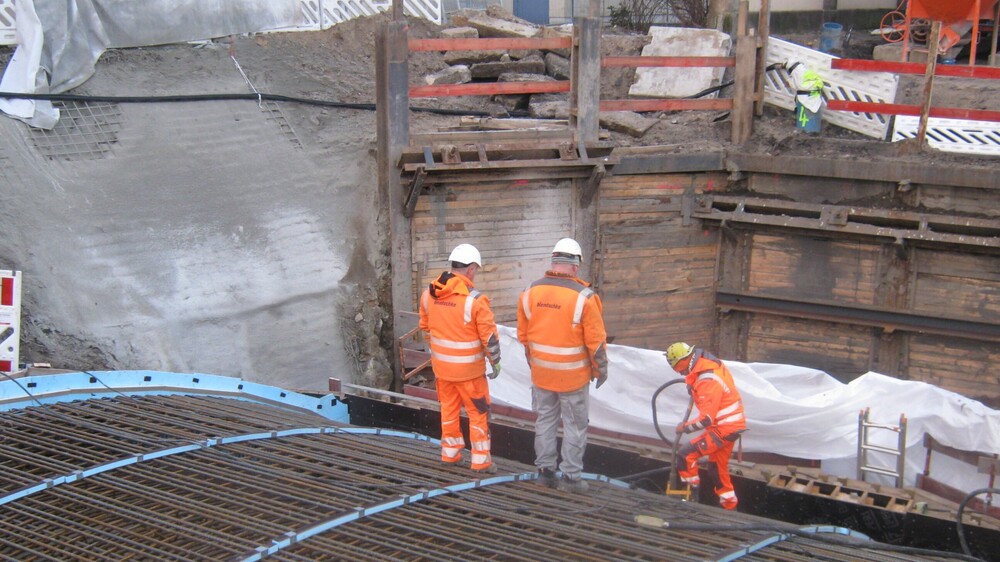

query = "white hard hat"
551;238;583;263
448;243;482;267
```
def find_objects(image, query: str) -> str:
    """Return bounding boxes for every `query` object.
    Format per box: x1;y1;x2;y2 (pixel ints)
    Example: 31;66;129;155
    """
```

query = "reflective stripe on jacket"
419;271;500;382
516;271;608;393
684;355;746;436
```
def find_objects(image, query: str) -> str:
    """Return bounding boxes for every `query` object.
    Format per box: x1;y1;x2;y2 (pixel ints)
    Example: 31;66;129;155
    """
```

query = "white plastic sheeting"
0;0;301;128
491;325;1000;494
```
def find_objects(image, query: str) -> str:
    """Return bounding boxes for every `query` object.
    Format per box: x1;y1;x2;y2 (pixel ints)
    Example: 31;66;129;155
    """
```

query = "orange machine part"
909;0;996;23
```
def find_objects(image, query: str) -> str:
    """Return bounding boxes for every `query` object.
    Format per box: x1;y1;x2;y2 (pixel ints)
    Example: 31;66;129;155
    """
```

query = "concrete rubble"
424;6;704;138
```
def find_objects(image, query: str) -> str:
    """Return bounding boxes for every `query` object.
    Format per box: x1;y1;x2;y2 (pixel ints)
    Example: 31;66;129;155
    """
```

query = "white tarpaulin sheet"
0;0;302;128
491;326;1000;494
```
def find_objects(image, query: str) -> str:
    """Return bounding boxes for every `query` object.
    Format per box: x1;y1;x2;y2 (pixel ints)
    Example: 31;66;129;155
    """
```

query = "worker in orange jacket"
419;243;501;474
666;342;747;510
517;238;608;493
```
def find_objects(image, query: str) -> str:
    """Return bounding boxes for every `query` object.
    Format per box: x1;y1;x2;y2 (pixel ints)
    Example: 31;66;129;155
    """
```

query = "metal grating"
893;115;1000;156
297;0;443;28
28;101;123;161
0;375;962;562
764;38;899;140
0;0;14;45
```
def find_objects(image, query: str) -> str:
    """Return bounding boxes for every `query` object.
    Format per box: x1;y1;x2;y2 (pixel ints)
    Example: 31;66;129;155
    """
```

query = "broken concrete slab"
873;42;904;62
509;48;544;61
529;94;570;119
444;49;506;66
544;52;570;80
466;12;540;39
539;24;573;57
493;72;553;113
599;111;659;138
629;27;731;99
471;58;546;79
440;27;479;39
424;65;472;86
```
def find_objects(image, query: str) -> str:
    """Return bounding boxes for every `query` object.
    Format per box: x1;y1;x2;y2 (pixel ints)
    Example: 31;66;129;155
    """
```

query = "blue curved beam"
0;370;348;422
713;525;872;562
238;472;632;562
0;426;437;507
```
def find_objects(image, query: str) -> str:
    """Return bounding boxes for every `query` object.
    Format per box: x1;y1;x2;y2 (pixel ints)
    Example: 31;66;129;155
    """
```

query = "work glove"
594;373;608;389
488;362;501;380
676;423;690;434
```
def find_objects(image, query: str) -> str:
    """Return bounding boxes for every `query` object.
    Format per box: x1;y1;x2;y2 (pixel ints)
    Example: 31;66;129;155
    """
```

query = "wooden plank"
408;37;572;52
731;9;756;144
746;315;873;381
410;129;572;145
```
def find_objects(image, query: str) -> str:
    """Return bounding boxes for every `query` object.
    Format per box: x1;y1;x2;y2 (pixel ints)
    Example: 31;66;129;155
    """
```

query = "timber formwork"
0;372;972;561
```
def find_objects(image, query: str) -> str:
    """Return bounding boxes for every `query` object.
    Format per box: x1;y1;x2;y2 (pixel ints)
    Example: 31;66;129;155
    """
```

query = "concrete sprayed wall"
0;39;390;392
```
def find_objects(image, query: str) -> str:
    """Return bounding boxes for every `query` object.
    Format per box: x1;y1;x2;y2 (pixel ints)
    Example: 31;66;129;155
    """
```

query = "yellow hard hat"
665;342;694;368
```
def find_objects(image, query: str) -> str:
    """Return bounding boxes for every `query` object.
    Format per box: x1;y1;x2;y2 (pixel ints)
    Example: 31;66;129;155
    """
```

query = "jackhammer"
651;378;695;501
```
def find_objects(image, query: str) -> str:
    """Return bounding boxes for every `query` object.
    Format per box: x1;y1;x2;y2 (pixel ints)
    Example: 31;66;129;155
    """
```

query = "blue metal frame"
0;426;435;507
0;370;349;422
713;525;872;561
239;472;631;561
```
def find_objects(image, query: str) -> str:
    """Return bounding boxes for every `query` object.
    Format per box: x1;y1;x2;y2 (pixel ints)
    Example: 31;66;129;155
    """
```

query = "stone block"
629;27;731;99
509;49;544;60
444;49;506;66
545;52;571;80
467;13;540;39
529;94;570;119
471;59;546;79
873;42;904;62
441;27;479;39
424;65;472;86
539;24;573;57
599;111;659;138
492;94;529;113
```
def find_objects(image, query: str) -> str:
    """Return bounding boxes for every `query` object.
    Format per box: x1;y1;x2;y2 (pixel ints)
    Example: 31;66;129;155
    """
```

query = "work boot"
537;468;558;488
557;475;589;494
472;463;497;475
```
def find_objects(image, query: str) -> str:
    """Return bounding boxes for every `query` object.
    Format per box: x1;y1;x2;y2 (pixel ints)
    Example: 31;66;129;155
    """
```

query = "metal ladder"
857;407;908;488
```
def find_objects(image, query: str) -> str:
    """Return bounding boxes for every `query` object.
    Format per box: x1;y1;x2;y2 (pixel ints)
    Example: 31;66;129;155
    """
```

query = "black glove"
488;362;501;380
595;373;608;389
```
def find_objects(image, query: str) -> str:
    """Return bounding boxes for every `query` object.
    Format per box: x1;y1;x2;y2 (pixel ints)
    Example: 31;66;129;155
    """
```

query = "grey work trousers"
532;384;589;480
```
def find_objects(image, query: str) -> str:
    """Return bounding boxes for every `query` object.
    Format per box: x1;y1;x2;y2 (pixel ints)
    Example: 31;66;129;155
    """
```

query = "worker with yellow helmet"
666;342;747;510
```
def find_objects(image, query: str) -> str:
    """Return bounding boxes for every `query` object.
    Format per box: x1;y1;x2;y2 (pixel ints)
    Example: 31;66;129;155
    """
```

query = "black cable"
0;90;507;117
956;487;999;557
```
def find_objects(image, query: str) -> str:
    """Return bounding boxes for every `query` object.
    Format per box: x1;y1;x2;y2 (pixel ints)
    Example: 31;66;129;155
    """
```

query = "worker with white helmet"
419;243;502;474
666;342;747;510
517;238;608;493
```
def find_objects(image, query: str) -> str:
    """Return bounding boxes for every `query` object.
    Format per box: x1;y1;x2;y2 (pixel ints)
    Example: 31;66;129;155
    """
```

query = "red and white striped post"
0;270;21;373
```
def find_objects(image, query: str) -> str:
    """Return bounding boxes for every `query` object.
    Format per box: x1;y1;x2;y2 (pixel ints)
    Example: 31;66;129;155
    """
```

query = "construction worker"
517;238;608;493
419;243;501;474
666;342;747;510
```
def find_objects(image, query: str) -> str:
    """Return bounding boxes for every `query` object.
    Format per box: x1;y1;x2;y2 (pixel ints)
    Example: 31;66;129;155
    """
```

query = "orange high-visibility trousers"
436;377;492;470
678;428;739;510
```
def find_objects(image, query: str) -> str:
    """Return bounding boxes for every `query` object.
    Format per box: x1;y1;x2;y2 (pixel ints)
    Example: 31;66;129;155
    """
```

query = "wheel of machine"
880;10;907;43
910;18;931;44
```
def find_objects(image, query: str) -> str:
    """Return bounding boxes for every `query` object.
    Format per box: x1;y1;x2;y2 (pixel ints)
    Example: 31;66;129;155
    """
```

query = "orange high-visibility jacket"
517;271;608;393
683;354;746;436
419;271;500;382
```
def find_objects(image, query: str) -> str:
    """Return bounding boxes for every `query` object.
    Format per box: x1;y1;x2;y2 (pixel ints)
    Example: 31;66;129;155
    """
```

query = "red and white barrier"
0;270;21;373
